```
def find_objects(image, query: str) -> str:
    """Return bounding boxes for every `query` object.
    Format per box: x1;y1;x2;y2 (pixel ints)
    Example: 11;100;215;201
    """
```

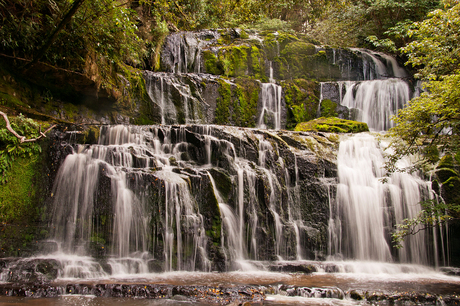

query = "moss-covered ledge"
294;117;369;133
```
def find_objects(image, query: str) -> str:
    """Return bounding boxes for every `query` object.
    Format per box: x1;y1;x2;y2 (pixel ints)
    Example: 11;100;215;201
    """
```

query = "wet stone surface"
0;283;265;305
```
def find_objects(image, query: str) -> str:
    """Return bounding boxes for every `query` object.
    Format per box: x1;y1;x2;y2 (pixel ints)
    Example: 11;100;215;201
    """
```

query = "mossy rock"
214;77;260;127
208;168;232;202
295;117;369;133
218;45;250;77
215;80;232;125
281;41;316;57
234;78;260;127
442;176;460;205
281;79;319;130
436;168;459;184
437;154;455;169
203;50;224;75
320;99;338;117
81;126;101;144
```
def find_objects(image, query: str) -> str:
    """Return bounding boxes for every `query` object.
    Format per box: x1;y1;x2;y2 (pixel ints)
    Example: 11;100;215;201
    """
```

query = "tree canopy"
387;1;460;173
386;0;460;245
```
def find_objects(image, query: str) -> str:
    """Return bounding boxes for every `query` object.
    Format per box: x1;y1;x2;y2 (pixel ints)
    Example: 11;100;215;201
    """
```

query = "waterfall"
144;71;209;125
320;49;436;267
258;83;283;130
340;79;410;131
40;124;335;276
48;125;215;273
329;134;431;265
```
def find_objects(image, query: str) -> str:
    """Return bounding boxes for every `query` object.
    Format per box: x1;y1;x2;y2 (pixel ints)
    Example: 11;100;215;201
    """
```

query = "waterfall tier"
39;125;338;275
329;134;432;264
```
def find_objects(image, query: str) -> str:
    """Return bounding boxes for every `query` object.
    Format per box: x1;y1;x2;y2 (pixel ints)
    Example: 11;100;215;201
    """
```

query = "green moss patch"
215;80;232;124
281;79;319;130
0;156;40;223
320;99;338;117
438;154;455;169
281;42;316;57
203;51;224;75
234;78;260;127
295;117;369;133
214;78;260;127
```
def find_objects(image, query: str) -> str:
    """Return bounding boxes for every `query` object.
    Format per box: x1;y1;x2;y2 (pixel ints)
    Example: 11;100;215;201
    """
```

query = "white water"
340;79;410;131
144;72;207;125
329;134;431;264
46;125;217;274
258;83;283;130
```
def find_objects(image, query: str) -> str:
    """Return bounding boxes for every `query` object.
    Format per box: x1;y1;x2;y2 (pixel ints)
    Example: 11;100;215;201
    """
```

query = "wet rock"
267;262;317;274
349;289;365;300
3;258;61;283
440;267;460;276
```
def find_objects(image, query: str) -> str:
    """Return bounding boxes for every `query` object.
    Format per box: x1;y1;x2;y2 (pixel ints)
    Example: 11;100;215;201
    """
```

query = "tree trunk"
23;0;86;71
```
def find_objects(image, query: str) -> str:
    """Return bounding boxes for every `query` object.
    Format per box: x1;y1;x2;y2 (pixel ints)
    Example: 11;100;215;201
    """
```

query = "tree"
309;0;440;47
1;0;146;89
388;1;460;171
387;0;460;245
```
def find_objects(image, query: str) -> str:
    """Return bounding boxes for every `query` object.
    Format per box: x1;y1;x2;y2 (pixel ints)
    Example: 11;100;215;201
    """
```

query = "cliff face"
30;124;337;272
5;28;452;272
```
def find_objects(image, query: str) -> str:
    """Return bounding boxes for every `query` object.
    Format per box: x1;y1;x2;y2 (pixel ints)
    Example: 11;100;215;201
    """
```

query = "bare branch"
0;111;56;143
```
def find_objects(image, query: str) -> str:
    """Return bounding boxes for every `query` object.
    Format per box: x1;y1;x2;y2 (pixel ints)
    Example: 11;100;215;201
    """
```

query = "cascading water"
23;124;333;279
340;79;410;131
258;83;283;130
3;29;460;306
323;49;437;269
329;134;431;265
319;48;411;131
144;71;211;125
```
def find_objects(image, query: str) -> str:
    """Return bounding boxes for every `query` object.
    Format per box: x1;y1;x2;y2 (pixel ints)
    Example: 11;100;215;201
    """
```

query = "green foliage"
388;75;460;173
295;117;369;133
387;1;460;245
0;0;146;102
401;2;460;80
247;17;293;32
0;114;43;184
309;0;440;47
387;2;460;174
392;200;458;248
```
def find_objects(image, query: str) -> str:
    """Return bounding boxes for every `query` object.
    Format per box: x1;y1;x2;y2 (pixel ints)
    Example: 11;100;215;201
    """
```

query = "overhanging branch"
0;111;56;143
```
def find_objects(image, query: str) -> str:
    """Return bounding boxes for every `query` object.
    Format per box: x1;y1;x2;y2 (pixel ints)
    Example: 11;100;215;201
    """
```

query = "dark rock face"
146;31;413;129
1;258;60;284
24;125;338;274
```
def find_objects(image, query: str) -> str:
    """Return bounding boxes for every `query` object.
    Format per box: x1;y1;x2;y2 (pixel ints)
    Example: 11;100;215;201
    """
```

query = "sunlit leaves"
401;2;460;79
388;2;460;175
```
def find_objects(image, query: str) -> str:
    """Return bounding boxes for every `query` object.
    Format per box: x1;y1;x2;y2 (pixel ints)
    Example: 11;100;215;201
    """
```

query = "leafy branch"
0;112;56;184
392;199;459;248
0;111;56;143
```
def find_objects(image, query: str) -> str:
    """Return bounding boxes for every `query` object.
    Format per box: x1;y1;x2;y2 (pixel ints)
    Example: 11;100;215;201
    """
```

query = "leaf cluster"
387;1;460;174
392;200;458;248
309;0;440;48
0;114;42;184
